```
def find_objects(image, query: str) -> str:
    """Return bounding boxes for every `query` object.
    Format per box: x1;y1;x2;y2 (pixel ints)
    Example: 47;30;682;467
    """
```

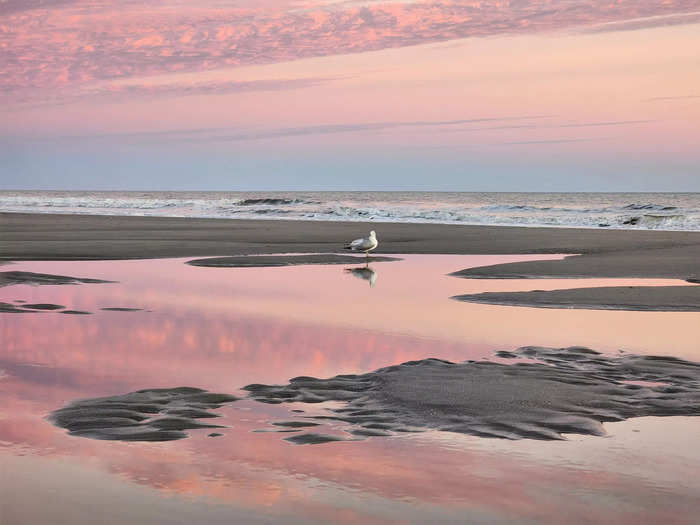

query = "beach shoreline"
3;211;700;310
3;210;700;260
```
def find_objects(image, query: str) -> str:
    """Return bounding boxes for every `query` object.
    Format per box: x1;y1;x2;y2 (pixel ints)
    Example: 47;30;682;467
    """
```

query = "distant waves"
1;191;699;231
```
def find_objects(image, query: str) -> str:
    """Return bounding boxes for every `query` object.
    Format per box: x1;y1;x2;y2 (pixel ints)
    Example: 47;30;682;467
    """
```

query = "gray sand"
284;433;348;445
454;286;700;311
1;301;92;314
49;387;239;442
0;271;114;314
272;421;320;428
187;254;400;267
453;244;700;280
0;302;38;313
21;303;65;310
4;212;700;263
4;211;700;309
48;347;700;444
0;270;113;287
244;347;700;442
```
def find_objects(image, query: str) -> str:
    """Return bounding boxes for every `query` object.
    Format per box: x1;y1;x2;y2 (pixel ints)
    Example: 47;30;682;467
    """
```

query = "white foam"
1;191;699;231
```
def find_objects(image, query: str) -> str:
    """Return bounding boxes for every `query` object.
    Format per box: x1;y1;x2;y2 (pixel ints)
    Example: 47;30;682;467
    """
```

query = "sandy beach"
5;0;699;518
3;212;700;262
3;211;700;310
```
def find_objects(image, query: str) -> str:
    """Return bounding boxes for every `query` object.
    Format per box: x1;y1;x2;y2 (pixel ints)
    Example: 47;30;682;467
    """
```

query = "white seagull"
345;230;378;258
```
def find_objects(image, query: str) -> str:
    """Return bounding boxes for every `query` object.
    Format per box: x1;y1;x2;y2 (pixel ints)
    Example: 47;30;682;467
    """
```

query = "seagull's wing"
347;236;371;250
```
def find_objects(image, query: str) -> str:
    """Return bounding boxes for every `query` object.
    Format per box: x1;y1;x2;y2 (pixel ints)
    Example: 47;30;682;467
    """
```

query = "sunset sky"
1;0;698;190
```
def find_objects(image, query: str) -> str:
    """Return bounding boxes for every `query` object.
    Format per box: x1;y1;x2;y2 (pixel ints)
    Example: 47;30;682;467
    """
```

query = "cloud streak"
581;11;700;33
645;95;700;102
445;120;656;133
35;115;554;144
500;138;605;145
9;77;336;108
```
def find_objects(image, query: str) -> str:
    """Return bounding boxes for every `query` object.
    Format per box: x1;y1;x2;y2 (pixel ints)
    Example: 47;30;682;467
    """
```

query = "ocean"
2;191;700;231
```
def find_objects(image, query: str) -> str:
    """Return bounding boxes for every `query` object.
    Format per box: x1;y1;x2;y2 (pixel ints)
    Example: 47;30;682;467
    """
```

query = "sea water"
1;191;699;230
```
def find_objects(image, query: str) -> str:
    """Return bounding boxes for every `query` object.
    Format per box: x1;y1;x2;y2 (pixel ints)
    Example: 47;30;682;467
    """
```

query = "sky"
1;0;699;191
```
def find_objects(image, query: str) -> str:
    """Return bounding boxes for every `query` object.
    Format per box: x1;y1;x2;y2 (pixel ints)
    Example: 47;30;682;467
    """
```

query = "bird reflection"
344;265;378;287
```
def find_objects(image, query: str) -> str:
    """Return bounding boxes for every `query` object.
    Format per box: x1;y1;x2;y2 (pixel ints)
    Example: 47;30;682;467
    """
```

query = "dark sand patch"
244;347;700;441
252;428;301;433
0;271;113;287
101;307;143;311
0;302;37;313
49;387;239;442
187;254;400;267
453;286;700;311
272;421;320;428
452;244;700;280
350;428;393;437
21;303;65;310
284;433;348;445
59;310;92;315
208;433;223;437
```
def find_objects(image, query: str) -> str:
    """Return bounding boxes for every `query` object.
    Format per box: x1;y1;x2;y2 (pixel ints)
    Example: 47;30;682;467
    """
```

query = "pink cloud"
2;0;699;99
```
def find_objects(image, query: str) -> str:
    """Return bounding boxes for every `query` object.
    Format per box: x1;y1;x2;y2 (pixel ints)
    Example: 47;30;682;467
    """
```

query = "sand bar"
3;211;700;263
3;212;700;309
187;254;401;267
454;285;700;311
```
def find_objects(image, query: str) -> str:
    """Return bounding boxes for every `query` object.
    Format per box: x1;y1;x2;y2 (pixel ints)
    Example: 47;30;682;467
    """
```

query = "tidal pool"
1;255;699;524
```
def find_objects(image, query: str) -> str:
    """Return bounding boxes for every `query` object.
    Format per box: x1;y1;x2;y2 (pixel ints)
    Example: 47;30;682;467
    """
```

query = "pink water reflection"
1;255;699;524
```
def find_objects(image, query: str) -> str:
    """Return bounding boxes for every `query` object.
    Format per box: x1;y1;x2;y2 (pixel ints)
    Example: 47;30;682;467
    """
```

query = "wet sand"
3;211;700;309
48;346;700;443
454;284;700;311
3;212;700;265
0;270;114;287
243;346;700;441
187;254;401;267
49;387;238;441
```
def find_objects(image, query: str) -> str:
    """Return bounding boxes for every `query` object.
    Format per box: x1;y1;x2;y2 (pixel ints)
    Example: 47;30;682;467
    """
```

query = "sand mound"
453;286;700;311
0;271;113;287
49;347;700;444
186;254;401;267
244;347;700;441
49;387;239;442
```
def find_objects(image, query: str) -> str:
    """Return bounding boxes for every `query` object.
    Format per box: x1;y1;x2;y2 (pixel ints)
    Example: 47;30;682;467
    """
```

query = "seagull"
345;230;378;258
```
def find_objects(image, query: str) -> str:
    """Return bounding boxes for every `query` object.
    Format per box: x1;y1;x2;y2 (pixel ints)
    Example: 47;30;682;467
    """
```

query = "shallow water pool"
1;255;699;524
